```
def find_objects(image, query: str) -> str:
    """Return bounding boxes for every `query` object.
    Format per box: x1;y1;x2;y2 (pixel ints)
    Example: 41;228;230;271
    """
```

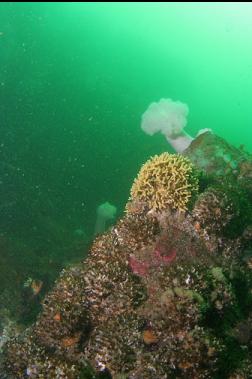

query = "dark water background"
1;2;252;322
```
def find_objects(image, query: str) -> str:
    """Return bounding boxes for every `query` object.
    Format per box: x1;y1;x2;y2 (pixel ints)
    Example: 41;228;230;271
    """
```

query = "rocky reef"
1;132;252;379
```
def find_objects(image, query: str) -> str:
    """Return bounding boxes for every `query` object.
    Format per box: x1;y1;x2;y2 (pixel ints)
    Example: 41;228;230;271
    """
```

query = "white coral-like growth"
141;98;193;153
141;98;189;138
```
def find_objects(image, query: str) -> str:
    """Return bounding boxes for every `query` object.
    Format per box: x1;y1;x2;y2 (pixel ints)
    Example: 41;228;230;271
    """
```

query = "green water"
1;2;252;320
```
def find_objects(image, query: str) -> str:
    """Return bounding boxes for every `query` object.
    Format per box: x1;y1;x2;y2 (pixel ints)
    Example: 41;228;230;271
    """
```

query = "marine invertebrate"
2;132;252;379
127;152;199;213
94;201;117;235
3;197;252;379
192;185;252;252
141;98;193;153
3;327;90;378
193;187;236;236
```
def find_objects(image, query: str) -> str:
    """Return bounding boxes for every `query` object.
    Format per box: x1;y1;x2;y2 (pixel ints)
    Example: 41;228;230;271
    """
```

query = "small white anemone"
94;201;117;236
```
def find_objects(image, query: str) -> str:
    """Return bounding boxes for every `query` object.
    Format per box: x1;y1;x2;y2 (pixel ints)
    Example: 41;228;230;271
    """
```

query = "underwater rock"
2;133;252;378
184;131;252;194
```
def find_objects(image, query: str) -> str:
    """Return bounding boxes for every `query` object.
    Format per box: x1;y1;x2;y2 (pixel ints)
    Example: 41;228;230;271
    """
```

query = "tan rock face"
2;133;252;379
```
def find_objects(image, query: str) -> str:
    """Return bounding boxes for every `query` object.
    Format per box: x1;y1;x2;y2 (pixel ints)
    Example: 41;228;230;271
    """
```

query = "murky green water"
1;2;252;323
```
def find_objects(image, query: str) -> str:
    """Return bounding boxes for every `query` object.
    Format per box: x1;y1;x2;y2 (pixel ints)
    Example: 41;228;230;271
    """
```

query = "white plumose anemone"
141;98;193;153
